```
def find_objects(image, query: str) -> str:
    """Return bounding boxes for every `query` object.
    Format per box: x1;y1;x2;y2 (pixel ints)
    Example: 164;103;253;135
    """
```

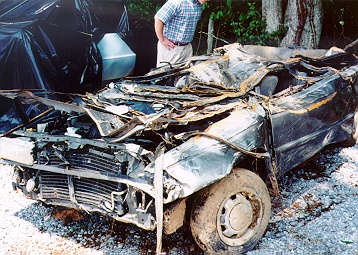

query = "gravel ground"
0;144;357;255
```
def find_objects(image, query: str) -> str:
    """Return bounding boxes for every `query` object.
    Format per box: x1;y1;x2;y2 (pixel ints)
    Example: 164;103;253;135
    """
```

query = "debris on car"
1;43;358;254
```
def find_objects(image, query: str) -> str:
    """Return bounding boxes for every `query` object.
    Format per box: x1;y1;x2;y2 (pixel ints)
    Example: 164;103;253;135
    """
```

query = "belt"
173;42;190;46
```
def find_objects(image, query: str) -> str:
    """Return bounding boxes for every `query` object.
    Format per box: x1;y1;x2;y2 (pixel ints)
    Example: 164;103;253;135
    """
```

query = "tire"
190;168;271;254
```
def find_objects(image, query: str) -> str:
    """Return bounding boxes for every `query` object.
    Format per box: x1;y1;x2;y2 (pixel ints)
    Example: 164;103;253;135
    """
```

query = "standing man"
154;0;208;67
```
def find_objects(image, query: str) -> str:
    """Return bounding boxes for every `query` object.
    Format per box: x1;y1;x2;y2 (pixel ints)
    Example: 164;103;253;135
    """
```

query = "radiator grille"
38;148;124;211
40;172;121;209
38;149;120;175
74;178;119;207
40;172;70;200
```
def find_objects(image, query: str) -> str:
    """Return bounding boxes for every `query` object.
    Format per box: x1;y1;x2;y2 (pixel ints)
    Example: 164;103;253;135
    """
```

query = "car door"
268;72;357;176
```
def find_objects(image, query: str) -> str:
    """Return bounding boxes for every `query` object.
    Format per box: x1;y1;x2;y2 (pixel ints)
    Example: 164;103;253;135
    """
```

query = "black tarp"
0;0;107;133
0;0;103;93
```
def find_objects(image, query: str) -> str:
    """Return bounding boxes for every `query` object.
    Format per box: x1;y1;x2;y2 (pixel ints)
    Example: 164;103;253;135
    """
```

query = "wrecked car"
1;43;358;254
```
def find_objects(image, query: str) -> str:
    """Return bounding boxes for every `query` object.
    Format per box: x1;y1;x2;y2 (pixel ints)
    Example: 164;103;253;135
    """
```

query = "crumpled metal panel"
145;107;265;202
187;44;266;91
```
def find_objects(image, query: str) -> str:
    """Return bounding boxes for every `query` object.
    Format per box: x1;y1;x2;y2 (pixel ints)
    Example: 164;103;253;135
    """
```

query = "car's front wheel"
190;168;271;254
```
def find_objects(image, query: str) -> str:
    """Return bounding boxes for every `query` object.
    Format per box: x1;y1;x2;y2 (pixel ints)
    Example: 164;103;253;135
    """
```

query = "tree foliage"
116;0;163;21
199;0;281;46
321;0;358;50
230;2;279;45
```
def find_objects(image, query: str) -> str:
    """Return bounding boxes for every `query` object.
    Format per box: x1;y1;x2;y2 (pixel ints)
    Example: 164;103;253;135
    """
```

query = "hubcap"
228;195;252;233
217;191;262;246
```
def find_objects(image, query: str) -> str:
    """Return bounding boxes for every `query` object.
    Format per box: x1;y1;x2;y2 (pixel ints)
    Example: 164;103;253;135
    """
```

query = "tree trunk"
262;0;282;34
301;0;322;49
280;0;322;49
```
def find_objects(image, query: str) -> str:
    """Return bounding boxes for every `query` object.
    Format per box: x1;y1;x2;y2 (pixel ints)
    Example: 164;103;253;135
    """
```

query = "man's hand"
160;38;175;50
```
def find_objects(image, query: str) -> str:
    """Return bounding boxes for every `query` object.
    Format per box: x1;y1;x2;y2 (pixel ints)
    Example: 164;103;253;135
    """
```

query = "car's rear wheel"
190;168;271;254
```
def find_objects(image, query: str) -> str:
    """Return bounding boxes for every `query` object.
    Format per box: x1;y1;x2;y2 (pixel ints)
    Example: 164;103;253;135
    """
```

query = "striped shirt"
155;0;202;44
